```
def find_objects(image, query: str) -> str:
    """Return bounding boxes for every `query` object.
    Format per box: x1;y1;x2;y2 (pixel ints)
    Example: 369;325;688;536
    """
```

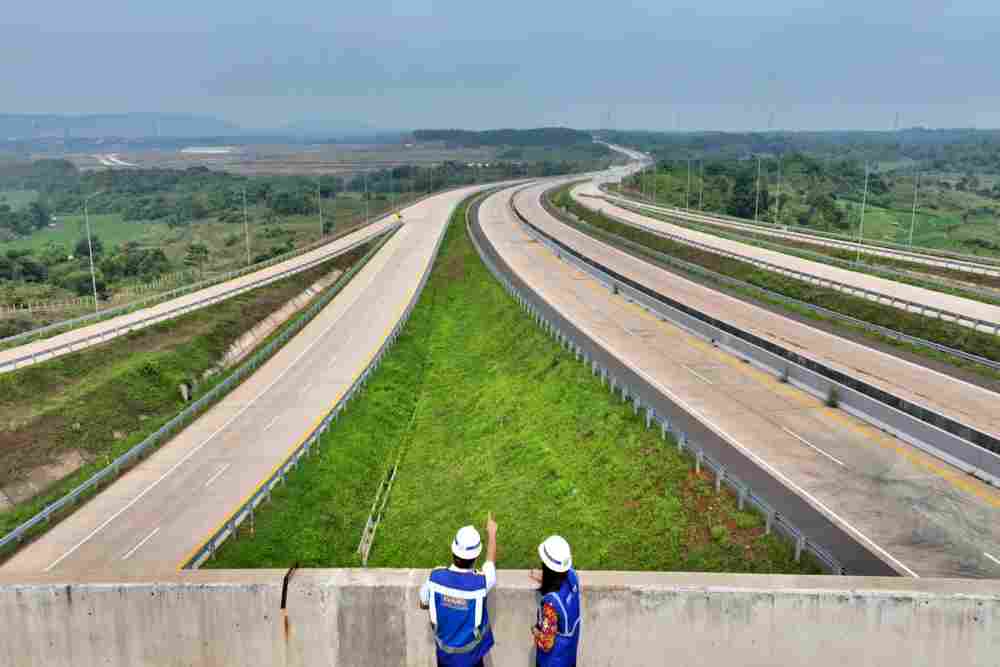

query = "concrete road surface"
0;218;400;373
481;183;1000;578
517;184;1000;443
2;185;485;576
600;190;1000;278
571;181;1000;330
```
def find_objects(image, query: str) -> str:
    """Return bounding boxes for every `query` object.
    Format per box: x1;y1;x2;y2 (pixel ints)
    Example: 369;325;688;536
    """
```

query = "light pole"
908;170;921;247
775;155;783;223
754;155;762;222
242;187;251;266
317;179;324;238
699;160;705;210
685;158;691;210
363;171;369;224
856;163;871;264
83;191;103;313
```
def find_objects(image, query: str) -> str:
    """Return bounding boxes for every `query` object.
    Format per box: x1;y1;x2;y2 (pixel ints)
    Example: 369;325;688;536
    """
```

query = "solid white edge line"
43;227;406;572
263;416;280;432
682;364;714;385
781;427;847;468
203;463;232;488
502;187;920;578
120;527;160;561
985;552;1000;567
573;185;1000;403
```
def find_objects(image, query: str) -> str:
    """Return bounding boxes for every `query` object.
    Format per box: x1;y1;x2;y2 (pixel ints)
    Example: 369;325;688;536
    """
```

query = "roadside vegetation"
0;239;376;543
208;195;818;574
604;129;1000;259
552;187;1000;378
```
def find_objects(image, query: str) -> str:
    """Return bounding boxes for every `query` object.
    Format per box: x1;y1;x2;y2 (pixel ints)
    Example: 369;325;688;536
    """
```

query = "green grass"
0;190;39;211
208;195;818;574
4;213;158;252
0;242;375;547
557;189;1000;368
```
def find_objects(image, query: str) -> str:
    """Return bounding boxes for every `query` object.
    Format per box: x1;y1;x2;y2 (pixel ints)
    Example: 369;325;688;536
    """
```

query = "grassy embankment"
208;195;818;574
0;238;377;545
612;199;1000;295
554;188;1000;381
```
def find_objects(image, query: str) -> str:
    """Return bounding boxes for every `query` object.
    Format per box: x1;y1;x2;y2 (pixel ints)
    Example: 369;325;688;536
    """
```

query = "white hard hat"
538;535;572;573
451;525;483;560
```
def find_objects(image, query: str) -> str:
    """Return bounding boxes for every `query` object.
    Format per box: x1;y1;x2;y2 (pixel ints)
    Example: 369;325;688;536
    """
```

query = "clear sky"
4;0;998;131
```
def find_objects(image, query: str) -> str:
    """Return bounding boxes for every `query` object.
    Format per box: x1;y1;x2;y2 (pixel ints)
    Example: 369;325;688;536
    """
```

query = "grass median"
0;239;377;545
209;195;818;574
554;188;1000;378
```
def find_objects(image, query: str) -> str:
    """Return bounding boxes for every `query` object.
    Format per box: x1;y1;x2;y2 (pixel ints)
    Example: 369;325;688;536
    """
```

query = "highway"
599;191;1000;279
0;217;400;373
1;185;484;576
481;181;1000;578
571;181;1000;332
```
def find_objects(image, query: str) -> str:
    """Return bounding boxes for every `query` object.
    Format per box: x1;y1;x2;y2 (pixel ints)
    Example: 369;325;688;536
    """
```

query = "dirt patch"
0;449;85;508
680;469;766;559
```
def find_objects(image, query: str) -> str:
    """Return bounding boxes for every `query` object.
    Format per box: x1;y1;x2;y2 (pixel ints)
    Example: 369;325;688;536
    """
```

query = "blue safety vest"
536;569;581;667
427;567;494;666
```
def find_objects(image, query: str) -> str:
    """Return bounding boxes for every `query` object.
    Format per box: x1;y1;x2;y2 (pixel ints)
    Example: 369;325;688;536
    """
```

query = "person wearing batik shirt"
530;536;581;667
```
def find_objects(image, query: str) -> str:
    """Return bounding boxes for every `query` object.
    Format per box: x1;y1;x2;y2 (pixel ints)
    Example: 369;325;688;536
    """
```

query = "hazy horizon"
4;0;999;132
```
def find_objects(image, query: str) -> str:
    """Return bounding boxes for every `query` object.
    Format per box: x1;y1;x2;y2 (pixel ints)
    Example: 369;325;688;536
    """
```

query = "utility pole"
754;155;762;222
317;179;324;238
242;187;251;266
908;170;921;247
364;171;369;224
856;163;871;264
652;161;657;203
83;192;102;313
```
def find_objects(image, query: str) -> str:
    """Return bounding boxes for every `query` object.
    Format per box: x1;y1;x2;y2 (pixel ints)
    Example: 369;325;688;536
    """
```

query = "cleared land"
0;190;39;210
0;242;373;538
208;195;817;574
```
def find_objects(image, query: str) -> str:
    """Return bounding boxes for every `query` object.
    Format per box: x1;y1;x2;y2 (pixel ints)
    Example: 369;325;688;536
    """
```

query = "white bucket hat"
538;535;572;573
451;525;483;560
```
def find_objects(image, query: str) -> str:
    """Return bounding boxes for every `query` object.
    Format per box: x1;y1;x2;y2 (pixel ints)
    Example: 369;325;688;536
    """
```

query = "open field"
208;195;817;574
0;241;373;539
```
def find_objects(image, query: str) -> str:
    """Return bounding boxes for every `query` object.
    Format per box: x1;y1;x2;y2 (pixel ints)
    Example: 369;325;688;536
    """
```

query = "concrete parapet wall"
0;570;997;666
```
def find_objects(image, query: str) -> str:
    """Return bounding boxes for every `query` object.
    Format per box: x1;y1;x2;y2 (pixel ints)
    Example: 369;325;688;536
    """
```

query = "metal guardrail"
0;225;401;558
179;192;466;569
549;201;1000;374
0;186;456;350
467;193;874;576
0;228;389;373
510;195;1000;487
579;196;1000;337
605;187;1000;275
608;199;1000;305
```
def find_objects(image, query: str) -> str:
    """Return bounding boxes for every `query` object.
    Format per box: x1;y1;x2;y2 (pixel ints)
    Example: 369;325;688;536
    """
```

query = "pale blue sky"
4;0;998;130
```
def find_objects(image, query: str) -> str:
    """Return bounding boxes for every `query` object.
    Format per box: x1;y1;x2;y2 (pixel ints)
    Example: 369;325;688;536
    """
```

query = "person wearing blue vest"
531;535;581;667
419;513;498;667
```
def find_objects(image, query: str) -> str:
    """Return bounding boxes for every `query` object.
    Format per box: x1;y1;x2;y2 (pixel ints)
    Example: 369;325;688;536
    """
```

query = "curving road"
571;181;1000;332
483;180;1000;578
1;185;487;576
0;219;401;374
600;191;1000;277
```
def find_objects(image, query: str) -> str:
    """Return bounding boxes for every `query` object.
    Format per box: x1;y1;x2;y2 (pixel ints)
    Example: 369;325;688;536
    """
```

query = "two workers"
419;514;581;667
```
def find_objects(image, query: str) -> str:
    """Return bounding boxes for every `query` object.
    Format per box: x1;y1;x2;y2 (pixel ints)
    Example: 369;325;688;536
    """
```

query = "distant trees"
184;243;210;273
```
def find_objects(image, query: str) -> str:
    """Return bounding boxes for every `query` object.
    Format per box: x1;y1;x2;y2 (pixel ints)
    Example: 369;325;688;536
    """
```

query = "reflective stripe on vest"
427;578;488;654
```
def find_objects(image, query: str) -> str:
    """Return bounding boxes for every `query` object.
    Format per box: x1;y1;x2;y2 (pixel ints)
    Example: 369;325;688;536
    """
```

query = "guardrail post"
795;535;804;562
738;486;747;510
645;407;652;429
695;449;703;474
765;511;774;535
715;468;724;493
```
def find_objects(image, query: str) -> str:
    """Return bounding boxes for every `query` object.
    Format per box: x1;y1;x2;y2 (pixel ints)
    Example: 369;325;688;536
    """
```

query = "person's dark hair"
538;562;567;594
453;555;475;570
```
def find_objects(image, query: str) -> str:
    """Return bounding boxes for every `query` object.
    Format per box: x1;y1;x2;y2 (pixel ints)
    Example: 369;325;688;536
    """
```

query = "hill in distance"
0;113;242;140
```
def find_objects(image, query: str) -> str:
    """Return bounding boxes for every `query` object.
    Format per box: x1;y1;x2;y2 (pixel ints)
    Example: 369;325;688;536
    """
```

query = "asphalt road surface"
2;185;485;576
482;182;1000;578
571;181;1000;330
